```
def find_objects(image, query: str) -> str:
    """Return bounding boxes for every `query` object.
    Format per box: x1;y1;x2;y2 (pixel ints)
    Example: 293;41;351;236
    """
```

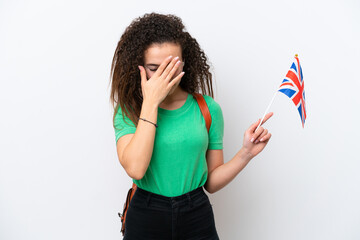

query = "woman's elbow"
204;184;214;194
126;165;145;180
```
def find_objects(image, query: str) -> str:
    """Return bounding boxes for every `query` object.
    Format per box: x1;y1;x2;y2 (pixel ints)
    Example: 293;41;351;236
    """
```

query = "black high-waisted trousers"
123;185;220;240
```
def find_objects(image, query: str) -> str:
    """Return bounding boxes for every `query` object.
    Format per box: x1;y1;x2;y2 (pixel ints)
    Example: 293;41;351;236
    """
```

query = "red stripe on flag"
286;71;301;90
280;82;294;87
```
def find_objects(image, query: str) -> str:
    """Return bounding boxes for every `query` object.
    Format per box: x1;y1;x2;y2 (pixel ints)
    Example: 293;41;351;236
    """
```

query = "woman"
110;12;273;240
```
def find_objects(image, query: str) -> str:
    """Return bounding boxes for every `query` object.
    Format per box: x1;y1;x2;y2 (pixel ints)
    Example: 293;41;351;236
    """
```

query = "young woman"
110;12;273;240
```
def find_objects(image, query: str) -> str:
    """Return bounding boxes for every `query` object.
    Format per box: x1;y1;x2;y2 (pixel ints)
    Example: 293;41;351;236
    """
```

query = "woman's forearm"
122;100;159;180
204;148;253;194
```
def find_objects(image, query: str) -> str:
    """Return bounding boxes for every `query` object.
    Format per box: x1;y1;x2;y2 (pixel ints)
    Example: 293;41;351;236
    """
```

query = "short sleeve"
114;106;137;144
204;96;224;150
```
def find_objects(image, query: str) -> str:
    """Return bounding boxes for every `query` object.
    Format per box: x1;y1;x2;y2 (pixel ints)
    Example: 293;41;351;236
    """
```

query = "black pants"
123;186;220;240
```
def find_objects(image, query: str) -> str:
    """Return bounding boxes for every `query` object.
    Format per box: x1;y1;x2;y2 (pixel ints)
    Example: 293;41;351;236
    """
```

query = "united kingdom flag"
278;54;306;128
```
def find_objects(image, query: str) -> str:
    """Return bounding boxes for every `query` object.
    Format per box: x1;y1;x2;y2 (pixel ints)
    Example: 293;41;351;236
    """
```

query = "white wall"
1;0;359;239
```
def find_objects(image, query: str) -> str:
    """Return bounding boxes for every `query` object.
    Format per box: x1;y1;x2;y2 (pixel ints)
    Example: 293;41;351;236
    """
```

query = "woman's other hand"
242;112;274;159
138;55;185;106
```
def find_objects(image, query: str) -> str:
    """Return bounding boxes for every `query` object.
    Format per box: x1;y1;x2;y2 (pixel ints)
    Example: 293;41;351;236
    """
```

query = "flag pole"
255;90;278;132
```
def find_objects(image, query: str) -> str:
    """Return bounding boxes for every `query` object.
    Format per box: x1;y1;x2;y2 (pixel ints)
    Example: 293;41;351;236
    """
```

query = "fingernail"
255;139;259;144
138;66;141;71
260;138;263;142
168;55;173;59
251;138;254;142
174;56;179;60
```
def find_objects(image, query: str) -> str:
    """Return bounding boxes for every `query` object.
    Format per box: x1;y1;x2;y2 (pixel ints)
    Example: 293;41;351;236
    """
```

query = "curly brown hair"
109;12;215;130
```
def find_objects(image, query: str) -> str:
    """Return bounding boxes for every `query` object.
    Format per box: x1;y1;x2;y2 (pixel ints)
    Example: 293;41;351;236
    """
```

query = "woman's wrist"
138;117;158;128
238;147;254;163
142;100;159;110
142;99;159;109
139;100;159;128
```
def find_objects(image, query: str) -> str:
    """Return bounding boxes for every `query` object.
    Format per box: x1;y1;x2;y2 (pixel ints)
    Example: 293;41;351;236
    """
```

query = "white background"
1;0;359;239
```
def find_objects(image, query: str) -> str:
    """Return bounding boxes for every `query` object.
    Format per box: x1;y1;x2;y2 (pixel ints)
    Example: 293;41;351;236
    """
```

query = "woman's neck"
159;87;188;109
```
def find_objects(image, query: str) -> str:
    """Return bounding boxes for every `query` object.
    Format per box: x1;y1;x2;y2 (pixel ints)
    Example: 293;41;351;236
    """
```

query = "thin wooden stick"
255;90;278;132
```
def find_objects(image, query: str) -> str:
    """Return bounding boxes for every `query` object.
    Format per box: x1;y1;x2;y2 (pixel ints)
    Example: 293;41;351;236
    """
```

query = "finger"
164;60;182;82
167;71;185;90
138;65;147;84
260;112;274;126
255;129;268;143
249;118;261;133
260;133;272;143
251;126;264;143
161;56;181;79
248;112;274;133
154;55;174;78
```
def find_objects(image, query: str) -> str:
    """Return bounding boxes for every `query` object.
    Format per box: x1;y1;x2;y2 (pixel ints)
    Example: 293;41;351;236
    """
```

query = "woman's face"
143;42;184;94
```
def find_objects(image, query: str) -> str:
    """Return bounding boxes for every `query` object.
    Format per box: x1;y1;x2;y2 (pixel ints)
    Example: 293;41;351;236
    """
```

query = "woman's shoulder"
114;104;136;127
201;94;221;109
196;94;223;120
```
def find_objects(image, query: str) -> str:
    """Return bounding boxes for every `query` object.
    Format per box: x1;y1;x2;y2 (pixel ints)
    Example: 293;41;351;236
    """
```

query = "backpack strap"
192;93;212;133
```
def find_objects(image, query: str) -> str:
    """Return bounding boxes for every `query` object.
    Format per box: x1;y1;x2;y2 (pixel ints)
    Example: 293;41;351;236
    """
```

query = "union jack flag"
278;55;306;128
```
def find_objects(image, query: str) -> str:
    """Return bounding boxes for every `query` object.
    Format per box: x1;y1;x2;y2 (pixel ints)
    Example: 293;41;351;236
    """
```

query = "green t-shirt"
114;92;224;197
